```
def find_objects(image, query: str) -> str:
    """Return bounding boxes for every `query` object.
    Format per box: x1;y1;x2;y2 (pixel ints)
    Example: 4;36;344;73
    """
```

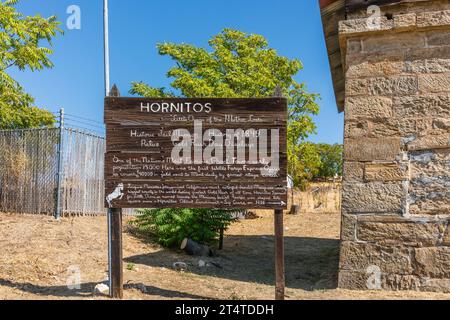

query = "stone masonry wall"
338;1;450;292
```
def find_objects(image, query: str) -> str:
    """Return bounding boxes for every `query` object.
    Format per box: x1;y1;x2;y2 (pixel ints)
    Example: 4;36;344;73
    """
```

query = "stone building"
320;0;450;292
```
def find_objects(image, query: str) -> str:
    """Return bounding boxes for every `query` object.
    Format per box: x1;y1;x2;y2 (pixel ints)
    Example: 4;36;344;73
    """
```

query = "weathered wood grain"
104;98;288;209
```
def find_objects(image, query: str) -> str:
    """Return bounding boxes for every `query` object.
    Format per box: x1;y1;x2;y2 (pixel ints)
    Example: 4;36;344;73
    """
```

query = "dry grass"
0;211;449;300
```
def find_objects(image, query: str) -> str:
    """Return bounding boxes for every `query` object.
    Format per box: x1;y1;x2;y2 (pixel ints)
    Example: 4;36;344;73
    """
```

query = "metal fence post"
55;108;65;219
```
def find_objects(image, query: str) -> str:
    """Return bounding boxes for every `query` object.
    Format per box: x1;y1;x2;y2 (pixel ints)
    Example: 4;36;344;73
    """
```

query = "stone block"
345;78;367;96
341;214;357;241
420;278;450;293
407;133;450;151
414;247;450;278
382;274;421;291
406;58;450;73
356;215;443;246
346;57;406;78
433;118;450;131
342;182;405;213
406;45;450;62
369;119;402;137
417;10;450;28
366;118;436;141
419;74;450;93
339;17;393;35
398;118;434;137
427;30;450;47
443;224;450;246
365;162;409;182
338;270;371;290
343;161;364;182
368;76;418;96
394;13;417;31
344;121;370;138
345;96;393;119
340;241;413;274
393;95;450;118
344;137;402;161
339;270;421;291
363;33;425;53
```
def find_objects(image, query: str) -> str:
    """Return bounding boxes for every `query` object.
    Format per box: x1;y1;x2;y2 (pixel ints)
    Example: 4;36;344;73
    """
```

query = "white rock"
94;283;109;296
198;260;206;267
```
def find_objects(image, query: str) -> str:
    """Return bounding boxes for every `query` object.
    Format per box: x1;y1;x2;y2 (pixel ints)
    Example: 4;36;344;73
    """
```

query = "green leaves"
131;208;237;248
0;0;62;129
130;29;315;100
130;28;326;187
289;142;343;190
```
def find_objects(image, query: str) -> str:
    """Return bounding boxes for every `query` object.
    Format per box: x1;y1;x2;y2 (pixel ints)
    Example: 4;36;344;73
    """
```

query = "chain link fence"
0;127;133;216
0;129;59;214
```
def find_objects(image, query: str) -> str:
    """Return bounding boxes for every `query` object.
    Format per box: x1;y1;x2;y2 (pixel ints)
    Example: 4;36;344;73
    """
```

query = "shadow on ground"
0;279;209;300
125;235;340;291
0;278;211;299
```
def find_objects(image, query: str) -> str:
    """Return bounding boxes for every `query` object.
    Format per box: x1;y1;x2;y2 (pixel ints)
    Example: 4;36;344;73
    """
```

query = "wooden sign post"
104;93;288;299
107;85;123;299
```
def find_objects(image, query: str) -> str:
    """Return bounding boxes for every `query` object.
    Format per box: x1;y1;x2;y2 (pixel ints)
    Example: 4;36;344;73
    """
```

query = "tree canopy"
0;0;62;129
313;143;343;180
131;28;322;185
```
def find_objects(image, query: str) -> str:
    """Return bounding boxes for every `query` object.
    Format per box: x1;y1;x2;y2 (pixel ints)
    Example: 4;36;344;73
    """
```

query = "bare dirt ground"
0;211;449;300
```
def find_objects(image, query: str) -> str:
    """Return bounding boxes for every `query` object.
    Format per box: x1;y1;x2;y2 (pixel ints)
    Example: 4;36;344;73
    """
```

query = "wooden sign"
104;98;288;209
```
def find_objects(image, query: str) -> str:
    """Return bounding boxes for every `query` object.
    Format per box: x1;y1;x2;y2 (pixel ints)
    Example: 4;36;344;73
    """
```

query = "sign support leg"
106;84;123;299
274;209;285;300
108;208;123;299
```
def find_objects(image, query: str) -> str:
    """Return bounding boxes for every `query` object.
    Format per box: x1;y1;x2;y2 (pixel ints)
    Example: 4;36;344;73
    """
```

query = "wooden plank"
105;125;287;153
320;1;346;113
109;208;123;299
105;152;287;182
104;97;288;210
105;180;287;209
107;84;123;300
274;209;285;300
105;97;288;118
273;88;285;301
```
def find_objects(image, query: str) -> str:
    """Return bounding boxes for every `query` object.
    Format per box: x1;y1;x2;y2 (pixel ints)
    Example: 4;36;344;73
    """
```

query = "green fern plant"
130;208;238;248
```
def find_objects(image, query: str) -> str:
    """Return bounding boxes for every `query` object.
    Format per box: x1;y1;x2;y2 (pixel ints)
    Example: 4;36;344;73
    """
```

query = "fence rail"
0;127;133;216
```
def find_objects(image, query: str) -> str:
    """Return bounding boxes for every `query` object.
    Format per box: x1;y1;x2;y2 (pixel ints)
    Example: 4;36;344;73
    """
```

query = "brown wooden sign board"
104;97;288;210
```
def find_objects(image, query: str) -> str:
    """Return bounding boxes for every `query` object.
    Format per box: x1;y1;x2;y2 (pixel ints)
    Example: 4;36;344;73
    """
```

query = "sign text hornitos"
140;102;212;113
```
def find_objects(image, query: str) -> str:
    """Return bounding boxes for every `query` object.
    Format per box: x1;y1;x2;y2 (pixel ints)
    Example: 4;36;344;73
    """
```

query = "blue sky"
10;0;344;143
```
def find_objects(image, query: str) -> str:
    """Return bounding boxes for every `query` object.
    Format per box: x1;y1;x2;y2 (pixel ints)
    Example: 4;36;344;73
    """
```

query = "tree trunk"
290;205;300;215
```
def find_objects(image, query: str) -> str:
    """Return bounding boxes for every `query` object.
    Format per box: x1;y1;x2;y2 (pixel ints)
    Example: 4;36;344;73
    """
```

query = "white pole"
104;0;110;96
103;0;112;296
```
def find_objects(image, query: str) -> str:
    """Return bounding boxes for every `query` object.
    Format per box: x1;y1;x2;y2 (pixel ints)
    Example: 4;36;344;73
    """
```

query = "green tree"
131;28;320;178
0;0;62;129
130;29;320;246
130;208;238;247
289;142;321;189
290;142;343;189
313;143;343;180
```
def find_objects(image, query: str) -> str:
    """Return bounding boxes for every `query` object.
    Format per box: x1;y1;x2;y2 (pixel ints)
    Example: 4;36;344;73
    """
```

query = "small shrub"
130;208;238;248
